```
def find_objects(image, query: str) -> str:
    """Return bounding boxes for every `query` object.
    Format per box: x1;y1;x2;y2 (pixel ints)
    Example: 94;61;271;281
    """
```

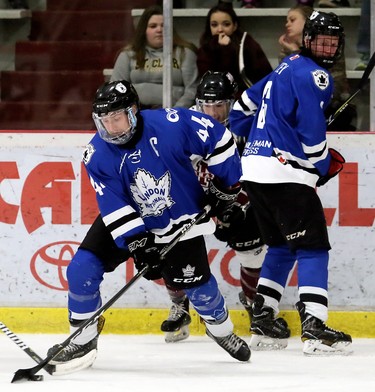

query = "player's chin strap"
10;205;211;383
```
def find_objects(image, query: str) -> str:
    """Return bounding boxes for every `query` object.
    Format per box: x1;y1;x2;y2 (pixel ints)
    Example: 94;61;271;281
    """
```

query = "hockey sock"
296;248;329;321
256;245;295;312
165;283;186;304
67;249;105;344
240;266;261;303
185;274;233;336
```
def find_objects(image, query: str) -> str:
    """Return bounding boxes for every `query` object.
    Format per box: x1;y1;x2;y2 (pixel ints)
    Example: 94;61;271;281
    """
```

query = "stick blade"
11;368;43;383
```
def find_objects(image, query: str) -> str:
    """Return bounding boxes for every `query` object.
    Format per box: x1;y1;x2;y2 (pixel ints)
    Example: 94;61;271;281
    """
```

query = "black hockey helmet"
92;80;140;145
196;71;238;125
196;71;238;101
302;11;344;68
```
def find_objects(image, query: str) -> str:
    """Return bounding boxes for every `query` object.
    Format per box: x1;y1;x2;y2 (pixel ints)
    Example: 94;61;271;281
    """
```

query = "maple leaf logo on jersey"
82;143;95;165
311;69;329;90
130;168;174;217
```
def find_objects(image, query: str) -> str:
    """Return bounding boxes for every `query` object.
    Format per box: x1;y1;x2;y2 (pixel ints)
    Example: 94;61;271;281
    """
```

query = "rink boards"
0;131;374;335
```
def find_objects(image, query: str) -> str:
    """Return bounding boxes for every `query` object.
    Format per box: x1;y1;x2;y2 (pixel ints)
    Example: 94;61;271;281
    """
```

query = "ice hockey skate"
250;294;290;351
47;315;105;375
296;302;353;356
206;328;251;362
238;290;253;320
161;297;191;343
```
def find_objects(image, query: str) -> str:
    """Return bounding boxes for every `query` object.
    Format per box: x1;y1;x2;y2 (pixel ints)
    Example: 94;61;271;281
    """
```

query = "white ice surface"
1;334;375;392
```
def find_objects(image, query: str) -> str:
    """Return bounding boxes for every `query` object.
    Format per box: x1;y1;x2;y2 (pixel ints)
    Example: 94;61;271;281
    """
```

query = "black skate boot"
161;297;191;343
239;291;253;320
206;328;251;362
250;294;290;350
47;315;105;375
296;302;353;355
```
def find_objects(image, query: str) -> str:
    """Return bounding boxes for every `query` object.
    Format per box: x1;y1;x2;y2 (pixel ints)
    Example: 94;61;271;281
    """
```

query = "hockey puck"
29;374;44;382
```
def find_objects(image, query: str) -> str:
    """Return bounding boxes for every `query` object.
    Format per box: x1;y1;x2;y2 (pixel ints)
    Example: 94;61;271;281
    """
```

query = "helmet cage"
195;71;237;126
92;107;138;145
303;11;344;67
92;80;140;145
195;98;234;126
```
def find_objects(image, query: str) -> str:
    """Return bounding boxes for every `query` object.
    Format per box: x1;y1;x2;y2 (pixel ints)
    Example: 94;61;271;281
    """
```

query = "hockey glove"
207;178;241;220
215;203;264;252
127;233;163;280
217;188;249;225
316;148;345;187
214;201;247;243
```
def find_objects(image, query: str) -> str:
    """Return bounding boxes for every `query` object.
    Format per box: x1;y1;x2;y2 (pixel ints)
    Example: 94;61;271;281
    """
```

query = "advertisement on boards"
0;131;374;309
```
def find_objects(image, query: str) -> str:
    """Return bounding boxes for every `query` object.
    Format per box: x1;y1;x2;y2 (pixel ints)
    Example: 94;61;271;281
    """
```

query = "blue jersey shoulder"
282;54;333;101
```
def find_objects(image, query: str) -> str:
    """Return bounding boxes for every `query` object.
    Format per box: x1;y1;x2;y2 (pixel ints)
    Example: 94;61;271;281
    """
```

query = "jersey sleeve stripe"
102;205;137;225
206;132;237;166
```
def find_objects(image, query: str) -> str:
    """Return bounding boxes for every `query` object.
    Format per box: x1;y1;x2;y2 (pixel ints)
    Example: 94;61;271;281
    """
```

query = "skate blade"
49;349;97;375
250;334;288;351
164;326;190;343
303;339;353;356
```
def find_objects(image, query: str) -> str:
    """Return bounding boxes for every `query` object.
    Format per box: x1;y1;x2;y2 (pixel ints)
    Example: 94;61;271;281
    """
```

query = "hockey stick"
239;32;252;88
0;322;55;375
11;205;211;383
327;51;375;126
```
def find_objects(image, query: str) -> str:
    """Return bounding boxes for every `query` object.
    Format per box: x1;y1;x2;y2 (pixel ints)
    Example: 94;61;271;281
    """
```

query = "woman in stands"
111;5;198;108
197;2;272;97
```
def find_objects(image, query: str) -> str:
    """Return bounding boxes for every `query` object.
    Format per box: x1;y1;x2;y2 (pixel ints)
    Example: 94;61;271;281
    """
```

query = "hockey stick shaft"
358;51;375;90
239;32;252;88
160;204;211;258
11;205;211;383
327;51;375;126
0;322;55;375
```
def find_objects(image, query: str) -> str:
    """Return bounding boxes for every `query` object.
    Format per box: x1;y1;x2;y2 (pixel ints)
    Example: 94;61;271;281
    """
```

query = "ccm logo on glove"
128;237;148;253
127;233;163;281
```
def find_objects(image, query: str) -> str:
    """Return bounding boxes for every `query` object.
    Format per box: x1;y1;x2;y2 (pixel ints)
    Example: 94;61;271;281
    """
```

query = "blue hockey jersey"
229;54;333;188
82;107;242;249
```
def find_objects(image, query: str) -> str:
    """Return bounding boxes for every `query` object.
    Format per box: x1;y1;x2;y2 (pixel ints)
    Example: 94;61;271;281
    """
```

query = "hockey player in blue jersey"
47;79;250;372
229;11;352;355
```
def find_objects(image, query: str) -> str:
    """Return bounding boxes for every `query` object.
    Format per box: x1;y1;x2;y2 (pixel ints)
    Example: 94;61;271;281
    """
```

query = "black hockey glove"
207;178;241;220
214;201;246;243
215;203;264;252
127;233;163;281
316;148;345;187
218;188;249;225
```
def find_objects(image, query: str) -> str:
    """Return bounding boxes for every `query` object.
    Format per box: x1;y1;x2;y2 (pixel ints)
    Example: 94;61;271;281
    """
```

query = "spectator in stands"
278;4;356;131
354;0;370;71
111;5;198;109
7;0;28;8
173;0;233;7
317;0;350;7
197;2;272;97
242;0;350;7
278;4;314;62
